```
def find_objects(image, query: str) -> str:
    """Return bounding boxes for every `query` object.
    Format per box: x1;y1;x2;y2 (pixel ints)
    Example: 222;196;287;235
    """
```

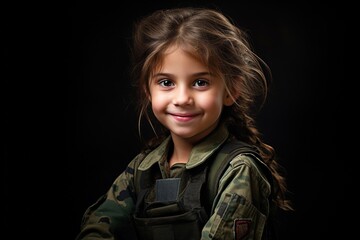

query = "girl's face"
149;46;233;143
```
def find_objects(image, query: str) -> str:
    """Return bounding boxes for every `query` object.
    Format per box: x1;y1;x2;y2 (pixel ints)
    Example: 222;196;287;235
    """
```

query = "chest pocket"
133;165;209;240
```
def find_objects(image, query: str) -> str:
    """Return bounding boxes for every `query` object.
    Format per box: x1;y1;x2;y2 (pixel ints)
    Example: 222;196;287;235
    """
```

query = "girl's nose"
172;86;193;106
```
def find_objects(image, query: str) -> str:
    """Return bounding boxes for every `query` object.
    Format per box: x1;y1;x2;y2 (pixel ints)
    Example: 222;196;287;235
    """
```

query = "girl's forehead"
153;46;205;73
159;43;205;66
164;43;194;56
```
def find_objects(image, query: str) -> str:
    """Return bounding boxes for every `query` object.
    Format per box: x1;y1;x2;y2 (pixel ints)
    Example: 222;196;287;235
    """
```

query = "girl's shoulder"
209;139;273;194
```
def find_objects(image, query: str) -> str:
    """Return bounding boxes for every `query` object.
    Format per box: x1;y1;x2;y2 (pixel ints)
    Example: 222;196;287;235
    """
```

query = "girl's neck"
168;137;194;167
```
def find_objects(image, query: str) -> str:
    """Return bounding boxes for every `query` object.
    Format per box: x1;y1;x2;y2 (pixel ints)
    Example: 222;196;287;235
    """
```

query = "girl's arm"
75;153;145;240
201;154;272;240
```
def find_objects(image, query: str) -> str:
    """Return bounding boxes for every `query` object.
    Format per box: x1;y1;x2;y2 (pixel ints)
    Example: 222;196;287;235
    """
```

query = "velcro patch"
234;219;251;240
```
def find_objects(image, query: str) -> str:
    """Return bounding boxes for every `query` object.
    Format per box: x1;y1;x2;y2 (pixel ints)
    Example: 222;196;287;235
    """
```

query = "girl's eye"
194;79;209;87
158;79;174;87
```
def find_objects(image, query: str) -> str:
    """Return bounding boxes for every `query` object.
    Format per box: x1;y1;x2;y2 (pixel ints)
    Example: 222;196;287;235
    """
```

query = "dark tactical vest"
133;140;276;240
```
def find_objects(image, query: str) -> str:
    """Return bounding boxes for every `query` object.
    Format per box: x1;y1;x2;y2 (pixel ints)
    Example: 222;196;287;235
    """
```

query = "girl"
76;7;292;240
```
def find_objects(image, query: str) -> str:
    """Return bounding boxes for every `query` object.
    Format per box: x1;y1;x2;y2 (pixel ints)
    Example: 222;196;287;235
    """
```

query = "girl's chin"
169;128;210;142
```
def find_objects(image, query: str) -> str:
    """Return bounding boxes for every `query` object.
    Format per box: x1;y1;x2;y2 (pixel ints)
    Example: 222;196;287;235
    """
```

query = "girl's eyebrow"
152;72;212;78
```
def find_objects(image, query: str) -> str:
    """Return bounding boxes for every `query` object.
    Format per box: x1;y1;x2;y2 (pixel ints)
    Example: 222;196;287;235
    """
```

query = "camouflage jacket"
75;124;272;240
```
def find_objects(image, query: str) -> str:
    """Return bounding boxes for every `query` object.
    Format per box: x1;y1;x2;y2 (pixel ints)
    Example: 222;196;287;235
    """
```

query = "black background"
5;1;347;239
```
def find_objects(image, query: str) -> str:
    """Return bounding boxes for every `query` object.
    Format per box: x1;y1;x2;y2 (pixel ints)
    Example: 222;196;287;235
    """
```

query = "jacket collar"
138;123;229;170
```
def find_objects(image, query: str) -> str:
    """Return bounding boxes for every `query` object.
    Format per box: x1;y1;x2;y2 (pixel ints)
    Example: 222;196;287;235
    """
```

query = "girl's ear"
144;86;152;102
223;93;236;106
223;77;241;106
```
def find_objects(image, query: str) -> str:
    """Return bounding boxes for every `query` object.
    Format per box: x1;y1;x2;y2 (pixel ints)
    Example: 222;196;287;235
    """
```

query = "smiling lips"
169;113;199;122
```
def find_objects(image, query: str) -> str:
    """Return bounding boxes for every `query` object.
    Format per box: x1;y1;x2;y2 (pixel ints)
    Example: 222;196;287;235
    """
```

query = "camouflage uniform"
75;124;272;240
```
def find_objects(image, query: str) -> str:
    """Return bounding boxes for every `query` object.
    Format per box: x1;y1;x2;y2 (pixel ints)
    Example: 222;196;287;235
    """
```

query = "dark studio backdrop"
5;1;347;239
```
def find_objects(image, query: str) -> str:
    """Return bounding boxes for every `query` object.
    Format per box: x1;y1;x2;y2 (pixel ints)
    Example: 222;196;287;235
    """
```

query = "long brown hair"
130;7;292;211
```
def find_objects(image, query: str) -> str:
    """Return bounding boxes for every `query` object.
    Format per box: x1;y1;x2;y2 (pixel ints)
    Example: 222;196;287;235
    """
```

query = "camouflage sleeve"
75;153;146;240
201;154;271;240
